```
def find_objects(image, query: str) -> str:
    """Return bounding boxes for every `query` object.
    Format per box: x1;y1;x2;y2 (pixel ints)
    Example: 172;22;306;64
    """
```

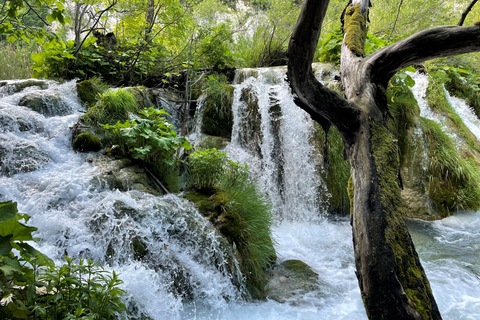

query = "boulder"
73;132;101;152
0;137;50;175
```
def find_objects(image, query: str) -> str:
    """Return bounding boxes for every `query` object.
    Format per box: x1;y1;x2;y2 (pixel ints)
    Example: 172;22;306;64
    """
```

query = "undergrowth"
0;201;126;319
0;43;36;80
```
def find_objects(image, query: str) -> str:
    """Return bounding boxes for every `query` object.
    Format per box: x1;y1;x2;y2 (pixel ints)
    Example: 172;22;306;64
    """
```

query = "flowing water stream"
1;70;480;319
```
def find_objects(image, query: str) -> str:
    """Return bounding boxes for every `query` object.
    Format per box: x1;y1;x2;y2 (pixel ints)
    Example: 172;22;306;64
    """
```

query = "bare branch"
366;25;480;85
458;0;479;26
287;0;361;145
389;0;403;40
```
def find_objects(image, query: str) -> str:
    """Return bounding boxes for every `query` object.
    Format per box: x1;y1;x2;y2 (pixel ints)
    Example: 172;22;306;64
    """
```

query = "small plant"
0;201;126;319
85;88;139;126
104;107;191;167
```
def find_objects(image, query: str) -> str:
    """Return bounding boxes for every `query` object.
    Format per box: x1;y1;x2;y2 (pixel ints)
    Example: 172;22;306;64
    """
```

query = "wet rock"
19;91;72;117
91;154;160;195
264;259;320;303
76;79;103;106
0;137;50;175
0;80;48;97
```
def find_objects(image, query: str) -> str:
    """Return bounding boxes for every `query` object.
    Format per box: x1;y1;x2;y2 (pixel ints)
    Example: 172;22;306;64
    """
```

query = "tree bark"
287;0;480;318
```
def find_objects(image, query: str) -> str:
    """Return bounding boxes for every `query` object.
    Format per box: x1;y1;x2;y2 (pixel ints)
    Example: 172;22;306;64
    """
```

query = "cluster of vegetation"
0;201;126;319
185;149;276;298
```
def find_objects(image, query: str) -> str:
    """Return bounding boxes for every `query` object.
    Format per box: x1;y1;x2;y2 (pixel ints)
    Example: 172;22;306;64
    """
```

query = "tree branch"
287;0;361;146
458;0;479;26
366;25;480;86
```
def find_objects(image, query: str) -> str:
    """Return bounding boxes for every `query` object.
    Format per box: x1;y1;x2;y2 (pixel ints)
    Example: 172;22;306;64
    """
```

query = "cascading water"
227;66;327;221
1;70;480;319
0;80;244;320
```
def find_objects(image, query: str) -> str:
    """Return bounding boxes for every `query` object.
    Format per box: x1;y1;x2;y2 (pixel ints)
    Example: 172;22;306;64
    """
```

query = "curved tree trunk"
287;0;480;318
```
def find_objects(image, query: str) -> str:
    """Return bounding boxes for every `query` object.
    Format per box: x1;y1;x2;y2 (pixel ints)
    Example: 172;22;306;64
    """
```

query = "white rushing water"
1;73;480;319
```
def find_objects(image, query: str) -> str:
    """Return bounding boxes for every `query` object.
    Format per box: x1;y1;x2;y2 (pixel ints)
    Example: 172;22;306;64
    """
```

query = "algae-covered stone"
73;132;102;152
19;92;72;117
264;259;321;303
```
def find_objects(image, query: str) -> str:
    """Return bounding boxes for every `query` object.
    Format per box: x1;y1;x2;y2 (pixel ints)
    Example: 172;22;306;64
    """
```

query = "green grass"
421;118;480;214
0;42;37;80
84;88;139;126
426;71;480;153
186;149;276;297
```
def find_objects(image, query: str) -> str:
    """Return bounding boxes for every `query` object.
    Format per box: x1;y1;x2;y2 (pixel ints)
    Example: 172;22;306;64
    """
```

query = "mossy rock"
19;92;72;117
264;259;321;303
8;80;48;93
73;133;102;152
125;87;155;110
76;80;102;107
195;134;229;150
201;84;234;139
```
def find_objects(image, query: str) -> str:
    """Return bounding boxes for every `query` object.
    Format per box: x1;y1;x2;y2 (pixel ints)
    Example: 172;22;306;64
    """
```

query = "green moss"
420;118;480;213
283;260;318;277
343;4;367;56
72;132;101;152
202;83;234;139
347;175;354;215
426;72;480;153
185;149;276;298
371;122;435;319
125;87;155;110
76;78;105;107
325;127;351;215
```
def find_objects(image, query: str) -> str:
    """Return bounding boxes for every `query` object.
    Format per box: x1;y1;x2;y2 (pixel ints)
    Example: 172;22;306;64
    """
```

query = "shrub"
0;201;126;319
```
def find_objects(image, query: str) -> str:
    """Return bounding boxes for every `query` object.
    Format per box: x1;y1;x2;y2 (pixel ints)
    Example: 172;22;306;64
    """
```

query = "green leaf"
0;219;37;241
0;256;24;276
0;201;18;223
0;235;13;256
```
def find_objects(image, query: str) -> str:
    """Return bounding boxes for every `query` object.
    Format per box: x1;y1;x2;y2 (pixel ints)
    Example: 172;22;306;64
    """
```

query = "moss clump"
343;4;367;56
371;122;436;319
76;78;106;107
421;118;480;213
125;87;155;110
201;74;234;139
73;132;101;152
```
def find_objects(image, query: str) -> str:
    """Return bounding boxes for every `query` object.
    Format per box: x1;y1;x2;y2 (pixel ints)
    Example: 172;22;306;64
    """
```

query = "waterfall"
0;80;244;320
227;66;327;221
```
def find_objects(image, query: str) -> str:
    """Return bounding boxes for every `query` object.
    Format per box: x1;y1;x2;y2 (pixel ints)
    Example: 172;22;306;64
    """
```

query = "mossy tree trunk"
287;0;480;318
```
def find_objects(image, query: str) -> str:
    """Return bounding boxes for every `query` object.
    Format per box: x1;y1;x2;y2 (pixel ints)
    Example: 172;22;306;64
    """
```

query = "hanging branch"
389;0;403;40
458;0;479;26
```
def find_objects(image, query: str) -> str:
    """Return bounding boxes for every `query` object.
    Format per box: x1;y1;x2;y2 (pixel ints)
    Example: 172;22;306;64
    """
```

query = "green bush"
187;149;276;297
0;201;126;319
